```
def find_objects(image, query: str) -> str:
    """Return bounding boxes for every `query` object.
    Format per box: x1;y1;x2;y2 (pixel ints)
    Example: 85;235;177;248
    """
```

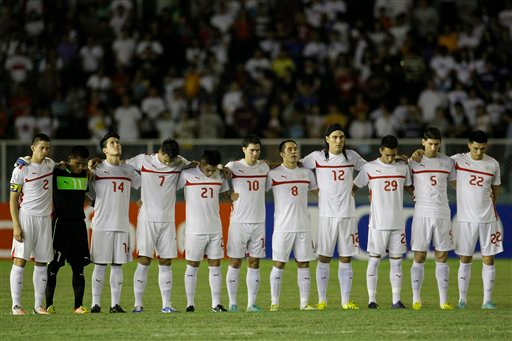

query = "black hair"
469;130;488;143
323;123;347;160
423;126;442;140
100;132;120;150
279;139;297;153
161;138;180;159
69;146;89;159
380;135;399;149
202;149;221;166
32;133;50;145
242;134;261;148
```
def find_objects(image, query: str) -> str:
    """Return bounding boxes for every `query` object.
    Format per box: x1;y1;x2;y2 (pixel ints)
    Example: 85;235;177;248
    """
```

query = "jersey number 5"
430;175;437;186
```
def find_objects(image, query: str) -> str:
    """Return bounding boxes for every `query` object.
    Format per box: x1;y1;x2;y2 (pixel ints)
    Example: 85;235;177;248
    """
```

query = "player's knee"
414;252;427;263
318;255;331;263
138;256;152;266
230;258;242;268
434;251;448;263
187;260;200;268
208;259;221;267
482;255;494;266
248;257;259;269
339;256;351;264
34;261;47;267
274;261;285;269
296;261;309;268
158;258;172;266
459;255;472;264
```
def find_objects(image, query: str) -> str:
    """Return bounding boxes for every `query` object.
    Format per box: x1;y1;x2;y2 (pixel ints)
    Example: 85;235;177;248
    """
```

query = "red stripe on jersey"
411;169;451;174
185;180;222;186
272;179;310;186
367;174;405;180
315;161;354;168
232;174;267;179
141;165;180;174
25;171;53;182
455;163;494;177
95;175;132;181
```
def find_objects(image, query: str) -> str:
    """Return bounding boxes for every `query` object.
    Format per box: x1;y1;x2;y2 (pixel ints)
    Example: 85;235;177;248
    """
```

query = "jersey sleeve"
265;172;273;191
353;165;369;188
10;166;24;192
177;155;191;169
492;159;501;186
448;158;457;182
307;169;318;191
130;166;141;189
225;161;234;171
220;178;230;192
300;152;317;169
125;154;143;171
177;172;187;190
404;164;412;186
352;151;367;171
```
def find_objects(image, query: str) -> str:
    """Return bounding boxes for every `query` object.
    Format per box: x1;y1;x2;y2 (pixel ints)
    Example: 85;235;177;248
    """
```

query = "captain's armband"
10;183;22;192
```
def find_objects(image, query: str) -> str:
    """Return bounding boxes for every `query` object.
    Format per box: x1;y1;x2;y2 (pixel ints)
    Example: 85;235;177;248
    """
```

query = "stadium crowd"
2;0;512;142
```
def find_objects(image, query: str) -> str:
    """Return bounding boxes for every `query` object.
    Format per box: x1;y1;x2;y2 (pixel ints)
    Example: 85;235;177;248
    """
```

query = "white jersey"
10;158;55;216
266;165;318;232
301;149;366;218
226;159;269;223
91;161;141;232
452;153;501;223
126;154;189;222
410;154;456;218
354;159;412;230
177;166;230;234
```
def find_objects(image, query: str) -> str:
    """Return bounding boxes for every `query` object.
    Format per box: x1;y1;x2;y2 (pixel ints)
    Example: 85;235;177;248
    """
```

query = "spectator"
114;95;142;141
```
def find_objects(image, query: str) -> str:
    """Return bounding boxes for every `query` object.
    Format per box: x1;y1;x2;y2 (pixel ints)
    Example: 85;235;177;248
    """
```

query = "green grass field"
1;259;511;340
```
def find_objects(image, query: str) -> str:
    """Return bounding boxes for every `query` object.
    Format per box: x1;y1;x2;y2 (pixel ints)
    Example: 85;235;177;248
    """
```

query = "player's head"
200;149;221;177
279;139;298;165
68;145;90;174
31;133;51;160
100;132;121;157
379;135;398;164
468;130;488;160
324;124;346;157
160;138;180;164
422;126;442;158
242;134;261;165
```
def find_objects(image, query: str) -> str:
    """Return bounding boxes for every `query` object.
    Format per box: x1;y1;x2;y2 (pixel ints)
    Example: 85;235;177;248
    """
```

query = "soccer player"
10;134;55;315
177;150;230;312
353;135;413;309
301;124;366;310
128;139;189;313
409;127;456;310
46;146;92;314
266;139;318;311
225;134;269;312
89;132;140;313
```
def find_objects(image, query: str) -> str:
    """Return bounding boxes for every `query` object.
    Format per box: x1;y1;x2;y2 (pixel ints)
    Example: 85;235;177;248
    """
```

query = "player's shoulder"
345;149;363;159
450;153;465;162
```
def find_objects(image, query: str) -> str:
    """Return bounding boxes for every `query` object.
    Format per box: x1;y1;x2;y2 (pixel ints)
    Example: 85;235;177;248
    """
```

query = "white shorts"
367;228;406;256
411;216;454;252
454;221;504;257
227;222;266;259
136;220;177;259
272;231;316;263
90;230;132;264
316;217;359;257
11;211;52;262
185;233;224;262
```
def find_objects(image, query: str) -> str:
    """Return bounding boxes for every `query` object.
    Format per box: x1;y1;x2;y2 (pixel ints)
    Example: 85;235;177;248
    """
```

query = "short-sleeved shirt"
10;157;55;216
409;154;456;218
91;161;141;232
53;167;88;220
126;154;189;222
177;166;229;234
301;149;366;218
353;159;412;230
266;165;318;232
226;159;269;223
452;153;501;223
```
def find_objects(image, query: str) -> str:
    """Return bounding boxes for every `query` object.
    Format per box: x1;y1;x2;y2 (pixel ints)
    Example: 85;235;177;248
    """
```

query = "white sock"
316;261;329;303
246;268;260;307
366;258;380;303
10;265;24;307
390;258;403;304
411;261;424;303
133;263;148;307
270;266;283;305
435;261;449;305
159;265;172;308
458;262;471;302
184;265;198;307
33;265;47;308
110;265;123;307
297;268;311;307
209;266;222;308
339;262;353;305
482;264;496;304
226;266;240;306
91;264;106;307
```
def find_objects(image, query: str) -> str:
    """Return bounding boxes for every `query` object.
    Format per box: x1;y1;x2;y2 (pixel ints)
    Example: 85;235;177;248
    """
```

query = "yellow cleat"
316;301;327;310
341;301;359;310
74;306;90;314
300;304;316;311
270;304;279;312
412;302;422;310
46;305;56;314
440;303;454;310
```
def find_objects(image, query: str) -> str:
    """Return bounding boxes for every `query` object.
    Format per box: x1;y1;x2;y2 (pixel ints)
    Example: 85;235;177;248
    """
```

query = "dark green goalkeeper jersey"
53;167;88;220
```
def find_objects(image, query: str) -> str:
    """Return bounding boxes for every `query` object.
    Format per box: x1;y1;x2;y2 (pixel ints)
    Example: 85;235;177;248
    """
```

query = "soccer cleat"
341;301;359;310
412;302;422;310
11;305;26;315
300;304;316;311
109;304;126;313
246;304;263;312
270;304;279;312
211;304;227;312
391;301;406;309
482;301;497;309
46;305;57;314
368;302;379;309
33;306;50;315
456;300;467;309
74;306;89;314
316;301;327;310
228;304;238;312
186;305;195;312
91;304;101;313
440;303;454;310
132;306;144;313
161;306;178;313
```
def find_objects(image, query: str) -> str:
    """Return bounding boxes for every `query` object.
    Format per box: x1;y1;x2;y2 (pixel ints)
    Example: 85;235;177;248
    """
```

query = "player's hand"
186;161;199;169
88;158;102;171
14;156;31;168
230;192;240;202
136;199;143;208
13;224;24;242
411;149;424;162
219;166;232;179
57;160;68;170
394;154;409;163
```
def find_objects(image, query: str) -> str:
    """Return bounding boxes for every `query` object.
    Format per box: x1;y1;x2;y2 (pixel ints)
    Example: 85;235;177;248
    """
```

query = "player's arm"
220;189;236;201
310;188;319;196
351;184;360;197
491;185;500;204
9;189;23;242
410;149;424;162
404;185;414;196
449;180;456;190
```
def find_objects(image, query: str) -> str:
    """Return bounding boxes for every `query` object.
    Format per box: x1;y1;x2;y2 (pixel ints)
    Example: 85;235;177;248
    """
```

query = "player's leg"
410;216;431;309
270;231;292;311
46;219;65;312
226;222;247;311
206;233;226;312
184;234;207;311
90;230;112;312
46;260;61;311
480;221;504;308
32;216;53;314
245;223;265;312
295;232;316;310
338;217;359;309
366;228;385;308
156;222;178;313
71;263;86;312
226;258;242;311
388;229;407;308
315;217;336;309
454;222;479;308
432;217;454;309
109;231;132;313
10;213;31;314
133;220;154;312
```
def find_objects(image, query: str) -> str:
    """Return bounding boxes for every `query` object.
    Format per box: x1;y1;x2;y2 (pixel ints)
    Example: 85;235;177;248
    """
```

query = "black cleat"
91;304;101;313
391;301;406;309
186;305;195;312
211;304;227;312
368;302;379;309
109;304;126;313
